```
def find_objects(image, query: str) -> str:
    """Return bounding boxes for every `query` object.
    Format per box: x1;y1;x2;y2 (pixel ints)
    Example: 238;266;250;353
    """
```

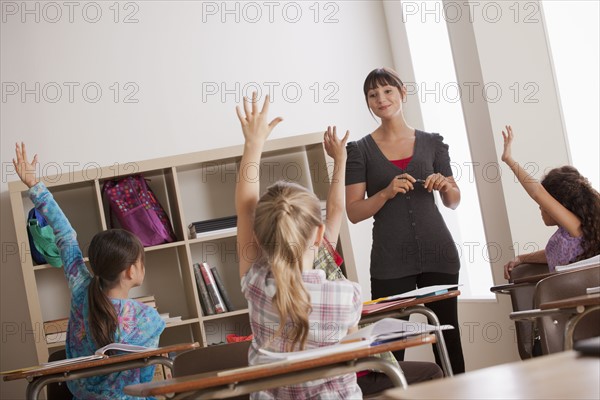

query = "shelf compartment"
99;168;184;243
204;313;252;346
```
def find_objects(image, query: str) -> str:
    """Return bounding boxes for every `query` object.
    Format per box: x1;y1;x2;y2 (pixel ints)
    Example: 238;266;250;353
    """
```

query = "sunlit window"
543;0;599;189
403;0;494;299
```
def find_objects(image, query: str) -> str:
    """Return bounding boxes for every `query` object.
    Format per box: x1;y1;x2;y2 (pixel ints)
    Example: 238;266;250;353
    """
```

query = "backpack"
27;208;61;267
102;175;177;247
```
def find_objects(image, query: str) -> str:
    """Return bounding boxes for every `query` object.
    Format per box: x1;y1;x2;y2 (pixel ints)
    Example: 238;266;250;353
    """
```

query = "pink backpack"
102;175;177;246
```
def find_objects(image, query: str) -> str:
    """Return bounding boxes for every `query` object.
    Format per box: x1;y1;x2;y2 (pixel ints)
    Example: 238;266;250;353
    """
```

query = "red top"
391;156;412;170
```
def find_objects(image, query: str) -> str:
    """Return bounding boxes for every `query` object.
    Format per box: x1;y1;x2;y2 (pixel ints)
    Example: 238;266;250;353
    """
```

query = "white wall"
0;2;393;397
0;0;587;397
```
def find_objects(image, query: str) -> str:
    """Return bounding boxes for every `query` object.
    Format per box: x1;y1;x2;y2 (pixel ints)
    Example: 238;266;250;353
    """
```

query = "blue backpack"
26;208;54;265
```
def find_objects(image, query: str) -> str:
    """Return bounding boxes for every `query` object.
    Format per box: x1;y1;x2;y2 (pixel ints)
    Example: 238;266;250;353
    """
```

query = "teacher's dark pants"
371;272;465;374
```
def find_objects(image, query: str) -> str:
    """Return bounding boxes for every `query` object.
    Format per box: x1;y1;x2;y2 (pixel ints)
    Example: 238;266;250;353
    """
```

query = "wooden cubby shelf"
9;132;357;364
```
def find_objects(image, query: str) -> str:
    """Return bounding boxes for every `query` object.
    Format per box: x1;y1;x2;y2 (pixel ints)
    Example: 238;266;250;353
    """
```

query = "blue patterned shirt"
29;182;165;400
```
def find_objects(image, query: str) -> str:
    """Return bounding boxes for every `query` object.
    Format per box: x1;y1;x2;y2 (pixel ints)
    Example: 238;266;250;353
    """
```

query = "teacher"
345;67;465;374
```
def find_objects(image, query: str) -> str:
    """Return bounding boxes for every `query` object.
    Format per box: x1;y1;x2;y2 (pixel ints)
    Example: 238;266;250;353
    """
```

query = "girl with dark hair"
13;143;164;399
501;126;600;278
345;67;465;374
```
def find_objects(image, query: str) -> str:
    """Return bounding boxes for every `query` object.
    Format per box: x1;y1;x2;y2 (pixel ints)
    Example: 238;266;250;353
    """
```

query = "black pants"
371;272;465;374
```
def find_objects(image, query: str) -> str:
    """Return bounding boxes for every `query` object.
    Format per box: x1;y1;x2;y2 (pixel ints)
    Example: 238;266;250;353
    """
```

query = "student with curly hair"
501;125;600;279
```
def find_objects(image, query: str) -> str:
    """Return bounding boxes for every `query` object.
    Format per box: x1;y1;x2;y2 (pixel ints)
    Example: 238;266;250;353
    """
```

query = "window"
543;0;599;188
404;0;494;299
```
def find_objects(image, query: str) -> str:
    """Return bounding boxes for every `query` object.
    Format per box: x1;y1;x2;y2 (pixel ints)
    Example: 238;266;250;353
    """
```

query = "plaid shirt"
314;239;401;372
241;255;362;399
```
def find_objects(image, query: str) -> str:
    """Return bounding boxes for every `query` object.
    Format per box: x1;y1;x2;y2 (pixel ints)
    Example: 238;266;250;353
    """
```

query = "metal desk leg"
564;305;600;350
25;356;174;400
402;306;454;377
173;357;408;400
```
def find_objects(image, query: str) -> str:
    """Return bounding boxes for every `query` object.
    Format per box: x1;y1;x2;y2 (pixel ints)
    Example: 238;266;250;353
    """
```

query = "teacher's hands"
424;173;452;193
383;173;416;199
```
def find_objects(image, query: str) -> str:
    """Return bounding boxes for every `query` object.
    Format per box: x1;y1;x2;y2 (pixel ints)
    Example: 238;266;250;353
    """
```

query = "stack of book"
134;294;157;309
44;317;69;344
188;216;237;239
193;262;235;316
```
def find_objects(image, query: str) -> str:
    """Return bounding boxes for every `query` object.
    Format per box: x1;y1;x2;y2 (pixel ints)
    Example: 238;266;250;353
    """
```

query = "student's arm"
346;174;416;224
13;143;88;291
501;125;582;237
504;249;547;279
235;93;282;278
323;126;349;245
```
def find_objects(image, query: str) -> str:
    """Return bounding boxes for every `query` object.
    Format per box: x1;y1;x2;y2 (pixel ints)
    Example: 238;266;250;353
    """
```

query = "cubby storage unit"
9;132;358;364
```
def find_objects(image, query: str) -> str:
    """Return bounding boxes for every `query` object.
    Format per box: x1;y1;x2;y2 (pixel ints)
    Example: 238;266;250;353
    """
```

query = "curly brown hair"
541;165;600;261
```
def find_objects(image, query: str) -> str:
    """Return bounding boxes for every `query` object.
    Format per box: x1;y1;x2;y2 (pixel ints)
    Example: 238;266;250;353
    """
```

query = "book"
361;297;417;315
340;318;453;345
586;286;600;295
210;266;235;312
94;343;156;356
253;318;451;364
199;262;228;313
40;353;106;367
43;317;69;335
364;284;461;305
193;263;215;315
256;340;370;363
46;331;66;344
555;255;600;272
188;216;238;233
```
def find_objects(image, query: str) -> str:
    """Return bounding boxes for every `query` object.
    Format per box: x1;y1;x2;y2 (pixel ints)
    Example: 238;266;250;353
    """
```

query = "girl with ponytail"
235;94;363;399
501;126;600;279
13;143;164;399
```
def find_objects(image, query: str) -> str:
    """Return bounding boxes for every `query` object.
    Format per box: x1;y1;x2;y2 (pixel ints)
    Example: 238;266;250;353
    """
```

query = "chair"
46;349;73;400
490;263;550;359
533;265;600;354
173;341;251;400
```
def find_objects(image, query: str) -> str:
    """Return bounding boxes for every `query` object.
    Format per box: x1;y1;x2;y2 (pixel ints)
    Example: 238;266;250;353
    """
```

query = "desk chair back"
507;263;550;359
173;341;251;400
535;265;600;354
47;349;74;400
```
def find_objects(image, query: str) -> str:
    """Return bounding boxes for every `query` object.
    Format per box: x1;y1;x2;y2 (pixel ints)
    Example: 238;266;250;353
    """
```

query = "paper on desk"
555;255;600;272
258;340;370;362
341;318;453;345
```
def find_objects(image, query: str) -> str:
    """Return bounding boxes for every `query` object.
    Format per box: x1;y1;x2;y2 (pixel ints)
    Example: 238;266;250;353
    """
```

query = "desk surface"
2;342;199;382
360;290;460;323
540;293;600;310
124;334;436;398
384;350;600;399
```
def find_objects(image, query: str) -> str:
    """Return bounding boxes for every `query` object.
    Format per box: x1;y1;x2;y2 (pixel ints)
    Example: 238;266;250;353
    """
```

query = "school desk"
2;342;199;400
383;349;600;399
511;293;600;350
360;290;460;377
124;334;437;399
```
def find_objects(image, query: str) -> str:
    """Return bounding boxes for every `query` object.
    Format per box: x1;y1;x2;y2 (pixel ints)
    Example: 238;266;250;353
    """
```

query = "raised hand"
235;92;282;146
323;126;349;163
13;142;39;188
501;125;514;163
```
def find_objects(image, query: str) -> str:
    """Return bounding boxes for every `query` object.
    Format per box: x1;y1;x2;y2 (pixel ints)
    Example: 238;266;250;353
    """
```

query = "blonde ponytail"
254;181;322;351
